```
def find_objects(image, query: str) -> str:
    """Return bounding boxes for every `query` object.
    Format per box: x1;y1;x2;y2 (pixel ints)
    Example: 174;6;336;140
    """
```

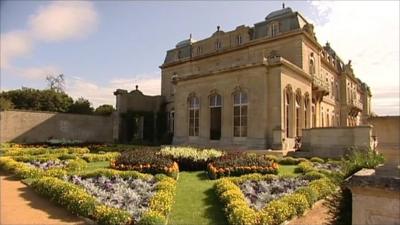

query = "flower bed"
111;150;179;179
29;169;176;225
82;152;120;162
215;173;336;225
207;153;278;179
160;146;223;171
27;160;69;170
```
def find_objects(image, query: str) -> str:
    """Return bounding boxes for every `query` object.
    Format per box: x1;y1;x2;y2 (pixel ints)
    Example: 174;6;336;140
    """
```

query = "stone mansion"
114;6;372;150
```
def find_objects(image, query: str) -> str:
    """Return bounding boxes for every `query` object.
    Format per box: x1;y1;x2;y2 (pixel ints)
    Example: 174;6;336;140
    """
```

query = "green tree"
68;97;94;114
0;88;73;112
94;104;115;115
0;97;14;110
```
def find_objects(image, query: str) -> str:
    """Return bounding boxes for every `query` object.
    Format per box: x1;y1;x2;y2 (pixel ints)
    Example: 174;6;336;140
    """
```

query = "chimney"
282;3;285;8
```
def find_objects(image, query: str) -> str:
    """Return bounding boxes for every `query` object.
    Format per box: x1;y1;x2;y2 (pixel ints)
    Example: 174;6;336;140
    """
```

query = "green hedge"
81;152;120;162
215;174;337;225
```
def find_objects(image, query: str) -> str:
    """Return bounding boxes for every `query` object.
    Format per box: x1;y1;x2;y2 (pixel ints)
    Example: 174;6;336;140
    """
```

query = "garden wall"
300;126;374;158
0;110;114;143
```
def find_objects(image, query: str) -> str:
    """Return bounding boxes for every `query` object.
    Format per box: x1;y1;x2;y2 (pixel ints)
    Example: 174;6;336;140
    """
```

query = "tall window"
309;58;315;75
196;46;202;55
233;91;248;137
215;40;222;50
188;96;200;136
168;111;175;133
304;98;309;128
210;94;222;140
285;91;290;137
271;23;279;37
236;35;243;45
326;110;330;127
295;94;301;136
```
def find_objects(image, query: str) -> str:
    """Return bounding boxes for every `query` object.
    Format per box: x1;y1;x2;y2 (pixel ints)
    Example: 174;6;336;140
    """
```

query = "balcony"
348;99;363;111
312;75;329;96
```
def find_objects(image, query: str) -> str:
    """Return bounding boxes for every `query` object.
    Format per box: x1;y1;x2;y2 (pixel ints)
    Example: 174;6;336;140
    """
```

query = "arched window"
309;56;315;75
188;96;200;136
233;91;248;137
304;97;309;128
285;90;291;137
295;93;301;136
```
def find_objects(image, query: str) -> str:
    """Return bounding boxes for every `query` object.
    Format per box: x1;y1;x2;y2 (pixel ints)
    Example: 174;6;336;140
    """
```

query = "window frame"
233;91;248;137
188;96;200;137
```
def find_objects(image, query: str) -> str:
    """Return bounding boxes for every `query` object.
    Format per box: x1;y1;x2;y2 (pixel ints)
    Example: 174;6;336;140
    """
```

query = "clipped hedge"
81;152;120;162
159;146;223;171
2;147;90;157
111;150;179;179
215;174;337;225
0;156;67;179
207;153;278;179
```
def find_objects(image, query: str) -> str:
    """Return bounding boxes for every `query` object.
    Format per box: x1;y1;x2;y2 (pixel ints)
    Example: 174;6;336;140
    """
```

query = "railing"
312;75;330;93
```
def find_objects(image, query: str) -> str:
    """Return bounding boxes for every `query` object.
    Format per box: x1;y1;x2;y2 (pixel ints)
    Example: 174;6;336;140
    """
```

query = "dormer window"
236;35;243;45
271;23;279;37
215;40;222;50
197;46;202;55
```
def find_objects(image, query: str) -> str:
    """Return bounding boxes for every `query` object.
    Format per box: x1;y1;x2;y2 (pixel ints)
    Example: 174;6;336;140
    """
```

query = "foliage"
94;205;132;225
82;152;120;162
111;150;179;179
301;171;327;181
94;104;115;116
65;159;88;172
277;157;304;165
31;176;97;217
68;97;94;114
160;146;223;170
207;152;278;179
310;157;325;164
215;173;337;225
342;147;384;177
0;97;14;110
295;161;315;173
0;88;73;112
78;168;153;181
69;175;156;222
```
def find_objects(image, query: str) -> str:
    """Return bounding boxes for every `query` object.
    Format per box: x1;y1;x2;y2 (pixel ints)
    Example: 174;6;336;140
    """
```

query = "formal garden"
0;143;384;225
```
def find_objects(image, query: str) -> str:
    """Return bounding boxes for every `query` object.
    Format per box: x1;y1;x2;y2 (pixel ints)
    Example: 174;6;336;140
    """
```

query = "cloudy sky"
1;1;399;115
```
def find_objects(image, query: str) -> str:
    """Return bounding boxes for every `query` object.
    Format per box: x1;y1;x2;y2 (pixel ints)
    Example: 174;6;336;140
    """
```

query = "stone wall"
346;169;400;225
0;110;114;143
368;116;399;146
300;126;373;158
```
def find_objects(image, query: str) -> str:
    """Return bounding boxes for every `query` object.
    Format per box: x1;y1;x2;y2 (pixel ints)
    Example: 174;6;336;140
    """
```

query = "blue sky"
1;1;399;115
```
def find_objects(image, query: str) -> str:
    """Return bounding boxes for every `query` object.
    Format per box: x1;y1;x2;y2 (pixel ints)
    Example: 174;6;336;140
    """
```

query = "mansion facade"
115;6;372;150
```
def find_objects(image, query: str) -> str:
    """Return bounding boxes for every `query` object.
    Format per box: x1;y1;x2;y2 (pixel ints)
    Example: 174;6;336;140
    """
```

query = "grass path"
168;171;227;225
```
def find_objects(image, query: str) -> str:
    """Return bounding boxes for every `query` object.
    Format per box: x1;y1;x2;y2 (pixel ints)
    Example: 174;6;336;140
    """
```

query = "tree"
68;97;94;114
0;97;14;110
0;88;73;112
46;74;65;93
94;104;115;115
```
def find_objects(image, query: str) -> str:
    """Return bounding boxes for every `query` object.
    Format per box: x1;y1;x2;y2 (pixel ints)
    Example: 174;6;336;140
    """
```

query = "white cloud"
29;2;98;42
0;1;98;74
309;1;400;115
0;31;32;68
9;65;60;80
66;73;161;107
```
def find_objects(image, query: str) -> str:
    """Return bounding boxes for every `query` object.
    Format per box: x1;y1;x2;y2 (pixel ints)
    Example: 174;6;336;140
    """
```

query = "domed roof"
265;7;293;20
176;38;197;48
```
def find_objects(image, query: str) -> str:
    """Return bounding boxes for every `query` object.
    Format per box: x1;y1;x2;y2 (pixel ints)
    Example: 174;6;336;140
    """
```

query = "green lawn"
84;161;110;172
278;165;298;175
168;171;227;225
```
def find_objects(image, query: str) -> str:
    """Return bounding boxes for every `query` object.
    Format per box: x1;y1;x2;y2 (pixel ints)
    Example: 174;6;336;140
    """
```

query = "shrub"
261;200;296;225
342;148;384;177
207;152;278;179
280;193;309;216
159;146;223;170
65;159;87;172
263;155;278;162
295;187;317;207
301;171;326;181
310;157;325;164
78;168;153;181
278;157;301;165
58;154;78;160
295;161;314;173
82;152;120;162
111;150;179;179
138;211;165;225
94;205;131;225
308;178;336;199
31;177;97;217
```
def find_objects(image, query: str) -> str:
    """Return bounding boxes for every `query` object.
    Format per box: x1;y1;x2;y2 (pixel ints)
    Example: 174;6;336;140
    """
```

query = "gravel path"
0;172;88;225
288;200;332;225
